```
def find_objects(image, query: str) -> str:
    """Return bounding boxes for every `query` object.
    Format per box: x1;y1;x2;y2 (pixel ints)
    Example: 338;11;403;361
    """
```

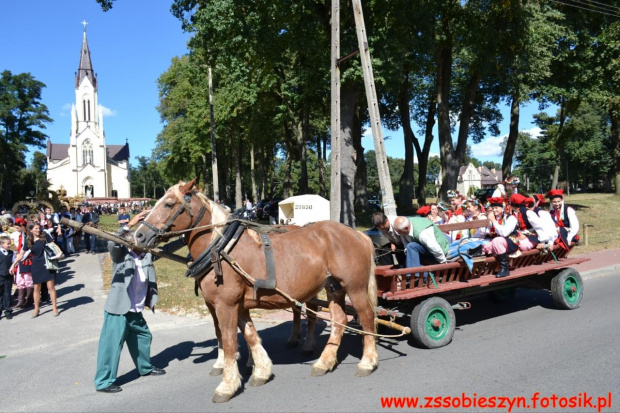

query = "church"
46;26;131;199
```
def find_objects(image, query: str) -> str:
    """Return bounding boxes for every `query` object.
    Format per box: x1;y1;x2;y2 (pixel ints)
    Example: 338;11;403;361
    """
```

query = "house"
456;163;503;195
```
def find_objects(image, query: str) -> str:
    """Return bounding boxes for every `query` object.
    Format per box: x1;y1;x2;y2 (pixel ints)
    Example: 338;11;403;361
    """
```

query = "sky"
2;0;551;168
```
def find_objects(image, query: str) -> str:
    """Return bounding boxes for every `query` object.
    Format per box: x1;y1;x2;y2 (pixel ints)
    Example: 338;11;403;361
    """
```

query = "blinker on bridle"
141;192;206;238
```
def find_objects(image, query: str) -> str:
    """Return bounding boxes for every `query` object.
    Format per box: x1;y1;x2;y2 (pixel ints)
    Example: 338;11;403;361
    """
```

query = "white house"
456;163;503;195
46;27;130;199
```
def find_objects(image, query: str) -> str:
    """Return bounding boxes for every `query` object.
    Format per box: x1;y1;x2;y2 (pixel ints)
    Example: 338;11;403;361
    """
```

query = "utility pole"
209;67;220;202
351;0;397;216
329;0;341;222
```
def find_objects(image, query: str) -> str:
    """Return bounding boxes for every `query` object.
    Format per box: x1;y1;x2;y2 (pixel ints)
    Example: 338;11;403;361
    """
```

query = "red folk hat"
546;189;564;199
509;193;527;207
14;217;27;226
487;197;505;207
416;205;431;217
524;197;536;207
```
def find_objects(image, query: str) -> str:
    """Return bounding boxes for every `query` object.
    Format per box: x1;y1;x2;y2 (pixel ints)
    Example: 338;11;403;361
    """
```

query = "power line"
547;0;620;18
570;0;620;14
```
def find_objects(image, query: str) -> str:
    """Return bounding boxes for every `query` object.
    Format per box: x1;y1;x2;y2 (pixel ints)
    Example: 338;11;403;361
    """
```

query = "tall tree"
0;70;52;206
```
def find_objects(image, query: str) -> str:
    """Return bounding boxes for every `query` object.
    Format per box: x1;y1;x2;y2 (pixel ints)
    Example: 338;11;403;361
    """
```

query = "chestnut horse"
134;179;378;403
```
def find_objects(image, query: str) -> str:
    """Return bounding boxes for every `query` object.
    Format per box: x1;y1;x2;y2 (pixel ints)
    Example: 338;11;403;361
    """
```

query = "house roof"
47;141;69;161
479;165;503;185
46;141;130;162
108;144;129;161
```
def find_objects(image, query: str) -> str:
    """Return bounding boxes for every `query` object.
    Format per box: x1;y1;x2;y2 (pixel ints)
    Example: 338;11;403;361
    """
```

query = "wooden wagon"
368;219;590;348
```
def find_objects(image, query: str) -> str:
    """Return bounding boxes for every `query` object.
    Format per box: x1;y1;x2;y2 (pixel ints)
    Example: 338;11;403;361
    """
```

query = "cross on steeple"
81;20;88;31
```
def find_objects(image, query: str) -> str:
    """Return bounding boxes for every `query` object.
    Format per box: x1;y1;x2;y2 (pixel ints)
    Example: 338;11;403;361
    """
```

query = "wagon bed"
368;219;590;348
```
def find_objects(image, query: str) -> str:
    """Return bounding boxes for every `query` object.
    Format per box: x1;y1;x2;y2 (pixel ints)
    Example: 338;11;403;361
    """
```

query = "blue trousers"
84;233;97;252
94;311;155;390
405;242;438;281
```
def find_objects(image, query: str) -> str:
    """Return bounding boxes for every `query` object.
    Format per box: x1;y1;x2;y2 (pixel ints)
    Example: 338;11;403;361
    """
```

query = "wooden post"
209;67;220;202
351;0;397;216
330;0;342;222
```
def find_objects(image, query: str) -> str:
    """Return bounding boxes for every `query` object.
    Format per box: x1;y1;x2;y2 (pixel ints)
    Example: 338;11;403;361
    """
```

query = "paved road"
1;254;618;412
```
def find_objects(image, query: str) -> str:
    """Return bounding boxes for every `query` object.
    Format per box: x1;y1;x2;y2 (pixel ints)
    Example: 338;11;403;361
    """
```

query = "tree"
0;70;52;206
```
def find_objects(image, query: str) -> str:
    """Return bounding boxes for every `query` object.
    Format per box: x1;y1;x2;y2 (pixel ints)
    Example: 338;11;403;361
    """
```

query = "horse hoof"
212;393;232;403
244;365;254;376
285;341;299;348
310;367;328;377
355;367;375;377
249;376;269;387
301;349;314;357
209;367;224;376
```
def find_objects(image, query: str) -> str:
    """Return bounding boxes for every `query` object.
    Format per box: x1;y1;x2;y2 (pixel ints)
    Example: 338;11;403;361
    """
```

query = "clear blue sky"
2;0;551;168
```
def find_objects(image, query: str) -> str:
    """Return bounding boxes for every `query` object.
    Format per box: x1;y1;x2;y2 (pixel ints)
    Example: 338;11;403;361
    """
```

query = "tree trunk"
250;143;258;202
297;104;310;195
353;103;368;212
436;39;456;200
317;133;327;198
414;95;437;206
340;83;361;227
502;91;520;180
610;105;620;195
454;73;481;165
397;68;415;214
552;101;567;189
201;154;211;196
282;124;294;199
235;132;243;210
208;67;219;202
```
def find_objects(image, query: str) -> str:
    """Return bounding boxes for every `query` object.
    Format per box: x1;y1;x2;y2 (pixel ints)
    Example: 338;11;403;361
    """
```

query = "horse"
133;179;379;403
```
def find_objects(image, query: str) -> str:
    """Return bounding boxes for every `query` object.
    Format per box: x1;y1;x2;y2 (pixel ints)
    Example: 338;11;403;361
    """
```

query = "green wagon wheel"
550;268;584;310
410;297;455;349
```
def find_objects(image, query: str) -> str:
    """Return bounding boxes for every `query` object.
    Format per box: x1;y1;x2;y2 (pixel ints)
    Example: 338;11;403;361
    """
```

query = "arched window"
87;99;91;121
82;139;94;166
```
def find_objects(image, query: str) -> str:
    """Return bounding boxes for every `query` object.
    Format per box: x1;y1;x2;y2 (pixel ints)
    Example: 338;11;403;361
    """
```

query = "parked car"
255;199;270;220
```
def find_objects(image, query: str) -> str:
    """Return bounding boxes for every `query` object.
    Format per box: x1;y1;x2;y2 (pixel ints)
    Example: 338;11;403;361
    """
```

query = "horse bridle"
141;193;208;239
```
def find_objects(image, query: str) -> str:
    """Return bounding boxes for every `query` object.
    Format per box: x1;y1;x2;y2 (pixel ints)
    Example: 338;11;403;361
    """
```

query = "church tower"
46;23;130;200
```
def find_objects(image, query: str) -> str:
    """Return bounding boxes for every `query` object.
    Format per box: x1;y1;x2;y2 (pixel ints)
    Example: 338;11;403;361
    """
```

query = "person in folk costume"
10;218;34;309
445;190;466;241
517;197;558;249
482;195;534;278
546;189;580;249
463;197;490;239
504;176;520;195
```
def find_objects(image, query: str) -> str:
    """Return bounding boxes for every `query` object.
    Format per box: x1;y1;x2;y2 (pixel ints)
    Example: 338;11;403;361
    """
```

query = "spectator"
0;236;14;320
10;223;60;318
82;206;100;254
117;207;130;227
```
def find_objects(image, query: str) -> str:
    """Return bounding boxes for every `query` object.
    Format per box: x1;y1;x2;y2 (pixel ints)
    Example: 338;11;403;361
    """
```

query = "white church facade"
46;27;131;199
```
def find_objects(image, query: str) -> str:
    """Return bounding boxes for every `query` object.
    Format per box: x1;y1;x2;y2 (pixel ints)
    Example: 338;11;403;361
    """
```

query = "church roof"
108;144;130;161
47;141;69;161
75;29;97;89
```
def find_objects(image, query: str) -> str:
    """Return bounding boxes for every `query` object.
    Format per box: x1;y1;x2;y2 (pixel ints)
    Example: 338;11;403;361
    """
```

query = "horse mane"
171;183;229;238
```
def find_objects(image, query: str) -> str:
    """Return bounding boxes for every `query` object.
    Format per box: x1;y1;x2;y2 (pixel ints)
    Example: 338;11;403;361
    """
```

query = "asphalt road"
1;254;618;412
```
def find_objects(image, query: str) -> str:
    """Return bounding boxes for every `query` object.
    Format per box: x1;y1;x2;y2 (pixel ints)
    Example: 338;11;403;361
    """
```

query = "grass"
97;193;620;316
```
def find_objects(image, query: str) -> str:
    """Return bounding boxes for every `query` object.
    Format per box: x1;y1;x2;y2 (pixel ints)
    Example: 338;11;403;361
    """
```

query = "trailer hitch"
452;302;471;310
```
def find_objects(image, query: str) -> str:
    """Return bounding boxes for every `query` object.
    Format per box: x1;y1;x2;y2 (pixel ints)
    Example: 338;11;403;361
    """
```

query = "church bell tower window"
82;140;94;166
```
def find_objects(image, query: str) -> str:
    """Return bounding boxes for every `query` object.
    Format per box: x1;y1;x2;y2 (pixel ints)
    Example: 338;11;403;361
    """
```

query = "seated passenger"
463;198;489;239
370;212;405;267
428;203;445;225
482;195;535;278
522;195;558;249
546;189;580;248
393;215;448;282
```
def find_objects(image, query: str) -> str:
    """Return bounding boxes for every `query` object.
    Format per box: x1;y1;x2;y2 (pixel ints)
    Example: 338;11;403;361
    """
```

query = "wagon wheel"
550;268;584;310
410;297;455;349
488;288;516;303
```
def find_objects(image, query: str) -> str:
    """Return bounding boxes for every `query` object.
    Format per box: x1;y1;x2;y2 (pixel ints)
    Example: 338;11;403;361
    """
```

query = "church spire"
75;21;97;90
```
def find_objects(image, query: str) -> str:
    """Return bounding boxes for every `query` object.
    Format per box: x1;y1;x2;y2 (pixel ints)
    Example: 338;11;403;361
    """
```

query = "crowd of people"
372;178;579;280
0;204;113;320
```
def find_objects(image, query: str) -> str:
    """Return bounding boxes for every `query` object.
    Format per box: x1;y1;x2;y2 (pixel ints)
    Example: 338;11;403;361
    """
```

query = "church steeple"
75;21;97;90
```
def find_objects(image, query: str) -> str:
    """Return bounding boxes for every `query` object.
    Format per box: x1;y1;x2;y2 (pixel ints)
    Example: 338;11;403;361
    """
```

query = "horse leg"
244;341;254;376
207;303;225;376
238;310;273;387
311;289;347;377
301;300;318;356
347;289;379;377
212;306;242;403
286;306;302;348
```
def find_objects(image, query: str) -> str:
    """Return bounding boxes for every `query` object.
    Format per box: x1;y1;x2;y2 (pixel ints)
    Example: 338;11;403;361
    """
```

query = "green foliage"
0;70;52;205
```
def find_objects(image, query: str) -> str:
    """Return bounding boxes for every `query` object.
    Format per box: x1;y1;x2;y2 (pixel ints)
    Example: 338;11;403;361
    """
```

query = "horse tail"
366;236;378;312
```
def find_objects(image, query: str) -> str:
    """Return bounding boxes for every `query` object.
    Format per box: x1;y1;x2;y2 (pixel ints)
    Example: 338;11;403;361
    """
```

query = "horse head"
134;178;227;249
